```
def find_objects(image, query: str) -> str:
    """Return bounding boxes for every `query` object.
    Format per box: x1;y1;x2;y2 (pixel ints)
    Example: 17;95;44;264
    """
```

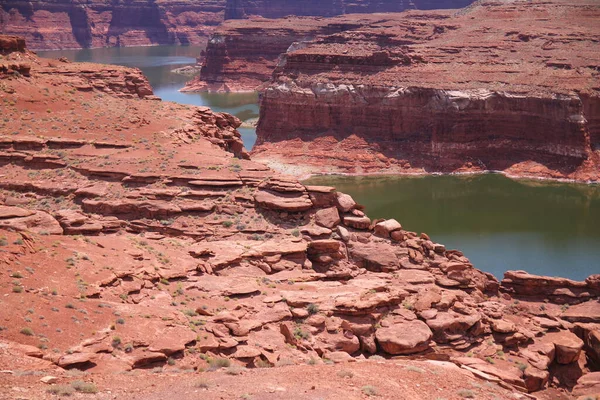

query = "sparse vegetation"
517;362;528;371
293;326;310;340
306;303;319;315
457;389;475;398
71;380;98;393
362;385;378;397
47;384;75;396
225;366;244;375
194;378;211;389
336;370;354;378
208;357;231;369
20;327;34;336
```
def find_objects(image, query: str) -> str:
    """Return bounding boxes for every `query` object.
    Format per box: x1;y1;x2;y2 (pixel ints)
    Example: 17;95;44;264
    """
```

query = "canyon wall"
182;16;371;92
224;0;475;19
0;0;475;51
0;0;226;50
252;1;600;182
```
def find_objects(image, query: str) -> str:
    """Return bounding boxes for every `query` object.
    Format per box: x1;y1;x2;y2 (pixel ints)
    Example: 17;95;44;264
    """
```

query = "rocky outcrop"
500;270;600;304
0;0;226;50
252;1;600;182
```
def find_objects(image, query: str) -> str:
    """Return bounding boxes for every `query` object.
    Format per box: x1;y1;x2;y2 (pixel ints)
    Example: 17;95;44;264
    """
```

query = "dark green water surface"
38;46;259;149
304;174;600;280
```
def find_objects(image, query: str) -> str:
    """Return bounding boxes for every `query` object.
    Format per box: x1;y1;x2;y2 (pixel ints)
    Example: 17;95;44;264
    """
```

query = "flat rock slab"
0;205;35;219
148;326;197;355
254;189;313;211
375;320;432;355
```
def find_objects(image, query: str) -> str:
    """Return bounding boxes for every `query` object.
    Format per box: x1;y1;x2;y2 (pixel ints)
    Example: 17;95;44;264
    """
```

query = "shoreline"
253;159;600;186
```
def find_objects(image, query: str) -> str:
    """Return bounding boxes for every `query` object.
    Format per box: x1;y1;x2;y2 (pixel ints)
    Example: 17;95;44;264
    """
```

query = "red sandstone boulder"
375;321;432;355
573;371;600;398
544;331;584;364
335;192;356;212
343;215;371;230
148;327;197;355
373;219;402;237
57;352;95;368
315;206;341;228
523;367;549;392
426;311;482;342
0;35;26;53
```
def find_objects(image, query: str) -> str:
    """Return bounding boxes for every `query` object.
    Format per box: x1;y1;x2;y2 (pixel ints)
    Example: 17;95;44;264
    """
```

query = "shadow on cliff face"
1;1;34;21
106;3;172;46
69;5;93;48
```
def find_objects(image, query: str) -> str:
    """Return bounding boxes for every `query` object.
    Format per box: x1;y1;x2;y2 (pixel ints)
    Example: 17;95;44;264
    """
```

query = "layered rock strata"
0;37;599;398
0;0;226;50
0;0;475;51
252;0;600;182
182;16;372;92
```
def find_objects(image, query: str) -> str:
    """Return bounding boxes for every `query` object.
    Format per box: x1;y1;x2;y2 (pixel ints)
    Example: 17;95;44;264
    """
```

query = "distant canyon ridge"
0;0;474;50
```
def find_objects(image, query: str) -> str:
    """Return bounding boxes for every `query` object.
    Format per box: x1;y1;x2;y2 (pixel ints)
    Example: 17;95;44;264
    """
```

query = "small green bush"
306;303;319;315
20;327;34;336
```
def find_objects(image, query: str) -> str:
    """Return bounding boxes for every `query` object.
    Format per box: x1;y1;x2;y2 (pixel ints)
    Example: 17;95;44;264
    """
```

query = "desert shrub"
457;389;475;398
71;380;98;393
47;384;74;396
362;385;378;397
20;327;34;336
306;303;319;315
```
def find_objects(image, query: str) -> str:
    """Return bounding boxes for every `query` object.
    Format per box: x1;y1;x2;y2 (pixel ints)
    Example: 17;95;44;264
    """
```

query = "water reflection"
305;173;600;280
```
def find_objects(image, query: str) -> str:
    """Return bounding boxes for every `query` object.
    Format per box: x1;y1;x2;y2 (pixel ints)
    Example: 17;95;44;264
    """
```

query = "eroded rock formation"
182;16;371;92
0;0;474;51
251;0;600;182
0;0;226;50
0;37;598;398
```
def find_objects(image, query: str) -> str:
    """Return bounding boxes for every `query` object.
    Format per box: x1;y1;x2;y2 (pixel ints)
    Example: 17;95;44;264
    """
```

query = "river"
38;46;600;281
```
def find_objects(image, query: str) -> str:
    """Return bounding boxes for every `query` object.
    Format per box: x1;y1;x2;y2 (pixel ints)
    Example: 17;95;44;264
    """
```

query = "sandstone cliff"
0;0;226;50
184;0;477;92
252;0;600;182
0;0;475;51
182;16;370;92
